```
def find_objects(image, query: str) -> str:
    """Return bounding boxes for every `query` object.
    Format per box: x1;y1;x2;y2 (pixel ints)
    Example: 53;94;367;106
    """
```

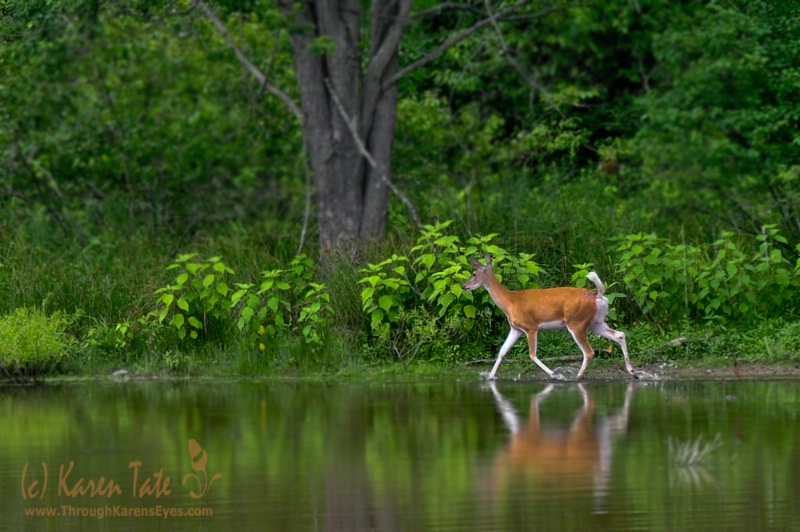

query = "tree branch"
385;0;562;90
324;78;422;229
411;2;486;19
296;137;313;255
366;0;412;92
483;0;552;100
196;0;303;123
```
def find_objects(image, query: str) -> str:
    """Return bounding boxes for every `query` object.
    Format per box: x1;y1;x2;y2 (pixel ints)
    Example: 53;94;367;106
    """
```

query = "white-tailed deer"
462;255;634;380
486;382;635;513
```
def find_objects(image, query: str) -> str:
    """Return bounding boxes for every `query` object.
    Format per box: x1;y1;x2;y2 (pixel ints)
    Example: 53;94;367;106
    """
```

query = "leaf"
379;295;394;312
176;273;189;285
438;292;455;313
203;274;215;288
230;289;247;304
173;313;185;329
464;305;476;318
360;286;375;305
216;282;229;296
450;283;463;298
161;293;174;307
188;316;203;329
177;297;189;312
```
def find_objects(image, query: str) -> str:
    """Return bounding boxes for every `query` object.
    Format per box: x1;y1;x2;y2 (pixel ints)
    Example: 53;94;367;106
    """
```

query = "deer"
462;255;634;380
485;382;635;513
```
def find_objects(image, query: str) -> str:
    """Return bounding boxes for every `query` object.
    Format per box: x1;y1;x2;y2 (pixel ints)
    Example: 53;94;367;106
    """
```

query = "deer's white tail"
586;271;605;297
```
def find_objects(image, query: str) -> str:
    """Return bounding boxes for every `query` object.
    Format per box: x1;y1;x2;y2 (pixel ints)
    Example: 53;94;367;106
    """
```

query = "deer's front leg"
487;328;522;380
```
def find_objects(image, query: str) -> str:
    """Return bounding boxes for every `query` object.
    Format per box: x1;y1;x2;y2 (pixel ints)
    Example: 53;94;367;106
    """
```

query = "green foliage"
83;316;160;363
154;253;235;340
298;282;332;346
1;0;301;239
3;0;800;375
359;254;411;331
616;225;798;325
634;0;800;238
231;254;331;351
233;269;292;345
0;308;74;378
358;220;544;363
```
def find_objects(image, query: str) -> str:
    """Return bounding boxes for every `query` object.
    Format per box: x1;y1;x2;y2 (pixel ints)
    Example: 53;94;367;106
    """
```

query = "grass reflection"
668;433;723;487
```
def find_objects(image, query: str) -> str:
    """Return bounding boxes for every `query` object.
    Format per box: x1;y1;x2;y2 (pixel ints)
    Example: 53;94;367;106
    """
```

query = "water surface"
2;378;799;530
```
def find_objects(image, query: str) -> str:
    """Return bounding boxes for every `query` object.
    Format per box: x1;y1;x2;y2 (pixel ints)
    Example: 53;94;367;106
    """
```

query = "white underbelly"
538;320;566;330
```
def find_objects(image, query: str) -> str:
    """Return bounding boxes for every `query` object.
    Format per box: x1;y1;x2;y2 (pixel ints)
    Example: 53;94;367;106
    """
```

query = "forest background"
1;0;799;378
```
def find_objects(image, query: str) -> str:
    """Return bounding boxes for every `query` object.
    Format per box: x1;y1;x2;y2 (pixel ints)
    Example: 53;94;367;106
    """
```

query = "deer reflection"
487;382;634;513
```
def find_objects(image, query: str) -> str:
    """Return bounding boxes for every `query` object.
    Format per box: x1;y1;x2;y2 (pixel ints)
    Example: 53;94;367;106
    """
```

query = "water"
2;377;800;531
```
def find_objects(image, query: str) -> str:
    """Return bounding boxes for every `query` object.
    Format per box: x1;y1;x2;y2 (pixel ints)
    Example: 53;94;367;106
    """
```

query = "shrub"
358;220;545;363
153;254;235;340
616;225;799;325
0;308;75;379
232;254;332;352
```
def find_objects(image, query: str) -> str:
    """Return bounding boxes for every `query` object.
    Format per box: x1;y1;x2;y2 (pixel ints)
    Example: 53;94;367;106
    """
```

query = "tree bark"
207;0;540;252
278;0;410;253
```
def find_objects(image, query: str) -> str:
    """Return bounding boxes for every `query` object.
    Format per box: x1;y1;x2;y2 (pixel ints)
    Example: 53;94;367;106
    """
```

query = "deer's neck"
484;273;515;314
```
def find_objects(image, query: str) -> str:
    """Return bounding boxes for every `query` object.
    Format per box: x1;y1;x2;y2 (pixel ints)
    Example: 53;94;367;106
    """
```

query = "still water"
2;377;800;531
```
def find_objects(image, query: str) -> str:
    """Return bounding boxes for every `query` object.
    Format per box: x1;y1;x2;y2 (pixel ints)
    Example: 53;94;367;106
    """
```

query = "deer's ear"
485;254;493;268
469;258;482;269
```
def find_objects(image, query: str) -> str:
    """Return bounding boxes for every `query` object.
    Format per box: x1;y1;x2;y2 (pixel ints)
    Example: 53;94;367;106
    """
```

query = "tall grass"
1;172;800;377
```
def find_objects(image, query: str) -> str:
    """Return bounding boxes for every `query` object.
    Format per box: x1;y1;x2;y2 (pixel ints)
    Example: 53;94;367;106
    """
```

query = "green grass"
2;212;800;381
0;308;75;380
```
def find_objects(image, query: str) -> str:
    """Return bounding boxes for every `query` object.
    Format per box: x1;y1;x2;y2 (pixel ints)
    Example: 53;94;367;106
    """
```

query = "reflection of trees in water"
485;382;635;515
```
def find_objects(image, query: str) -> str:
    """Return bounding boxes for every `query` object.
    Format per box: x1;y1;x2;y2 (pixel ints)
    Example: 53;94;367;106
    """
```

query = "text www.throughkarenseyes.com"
24;505;213;519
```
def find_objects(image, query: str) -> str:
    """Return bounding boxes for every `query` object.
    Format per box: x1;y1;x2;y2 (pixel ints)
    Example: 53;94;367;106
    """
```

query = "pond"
2;377;800;531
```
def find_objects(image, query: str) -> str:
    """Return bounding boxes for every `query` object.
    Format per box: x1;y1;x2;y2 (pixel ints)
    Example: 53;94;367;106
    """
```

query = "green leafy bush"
616;225;798;324
84;317;159;363
0;308;74;379
358;220;545;363
153;254;235;340
231;254;331;351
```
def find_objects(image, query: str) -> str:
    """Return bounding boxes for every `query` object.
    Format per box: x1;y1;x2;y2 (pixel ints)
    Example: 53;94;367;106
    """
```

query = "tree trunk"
278;0;410;253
